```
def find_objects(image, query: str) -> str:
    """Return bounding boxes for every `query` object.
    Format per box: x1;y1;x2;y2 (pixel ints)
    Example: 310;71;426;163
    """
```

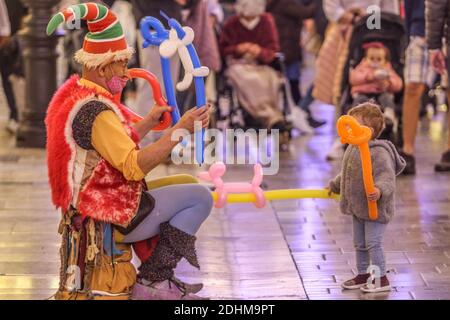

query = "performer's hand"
174;104;211;134
367;187;381;202
147;105;172;128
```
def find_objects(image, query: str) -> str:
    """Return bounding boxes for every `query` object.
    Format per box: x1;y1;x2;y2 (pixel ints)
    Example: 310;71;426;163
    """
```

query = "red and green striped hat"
46;2;134;69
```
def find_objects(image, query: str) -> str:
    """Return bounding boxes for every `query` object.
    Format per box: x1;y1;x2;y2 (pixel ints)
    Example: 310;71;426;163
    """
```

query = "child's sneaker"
341;273;371;290
360;275;391;293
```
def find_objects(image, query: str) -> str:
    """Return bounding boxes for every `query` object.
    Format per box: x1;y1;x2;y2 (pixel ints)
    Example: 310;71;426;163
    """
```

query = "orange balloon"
114;68;172;130
337;115;378;220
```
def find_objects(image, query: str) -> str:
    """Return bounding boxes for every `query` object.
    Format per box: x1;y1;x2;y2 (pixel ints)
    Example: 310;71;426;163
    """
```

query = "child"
349;42;403;129
328;102;406;293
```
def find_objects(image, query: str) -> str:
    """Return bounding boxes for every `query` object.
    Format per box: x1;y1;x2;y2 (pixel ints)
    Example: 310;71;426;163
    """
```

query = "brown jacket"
425;0;450;49
266;0;316;65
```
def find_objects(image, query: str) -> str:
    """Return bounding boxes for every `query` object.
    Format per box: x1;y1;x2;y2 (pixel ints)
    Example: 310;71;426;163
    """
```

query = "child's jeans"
353;216;388;276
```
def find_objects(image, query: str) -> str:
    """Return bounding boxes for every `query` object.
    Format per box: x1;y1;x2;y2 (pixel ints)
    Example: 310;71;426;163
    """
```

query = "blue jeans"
285;61;301;81
353;216;387;276
299;84;314;115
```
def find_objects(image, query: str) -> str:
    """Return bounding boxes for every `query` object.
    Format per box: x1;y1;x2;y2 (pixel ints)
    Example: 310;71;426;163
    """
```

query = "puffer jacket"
329;140;406;223
266;0;316;65
425;0;450;49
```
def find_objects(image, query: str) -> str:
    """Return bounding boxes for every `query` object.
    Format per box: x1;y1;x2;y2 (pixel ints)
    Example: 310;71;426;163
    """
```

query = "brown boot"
133;222;205;300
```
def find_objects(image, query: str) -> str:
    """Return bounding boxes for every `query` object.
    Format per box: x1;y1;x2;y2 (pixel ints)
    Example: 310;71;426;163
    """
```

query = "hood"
369;139;406;175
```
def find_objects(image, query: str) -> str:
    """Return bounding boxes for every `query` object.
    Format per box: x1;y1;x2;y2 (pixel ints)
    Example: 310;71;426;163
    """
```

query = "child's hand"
379;79;391;91
366;72;375;82
325;187;333;197
367;187;381;202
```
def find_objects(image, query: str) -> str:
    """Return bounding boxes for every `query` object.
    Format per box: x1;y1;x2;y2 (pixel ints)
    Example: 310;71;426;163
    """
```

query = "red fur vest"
45;75;143;227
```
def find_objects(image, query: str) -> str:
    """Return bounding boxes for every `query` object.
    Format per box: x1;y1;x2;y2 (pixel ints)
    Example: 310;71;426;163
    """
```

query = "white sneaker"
383;107;398;133
289;107;314;134
6;119;18;134
360;283;391;293
326;138;344;161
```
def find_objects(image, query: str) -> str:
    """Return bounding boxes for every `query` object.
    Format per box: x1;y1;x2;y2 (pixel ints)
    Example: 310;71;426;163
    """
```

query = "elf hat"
46;2;134;69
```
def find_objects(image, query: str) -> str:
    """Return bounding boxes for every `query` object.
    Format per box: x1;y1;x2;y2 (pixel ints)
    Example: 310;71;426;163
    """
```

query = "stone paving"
0;85;450;299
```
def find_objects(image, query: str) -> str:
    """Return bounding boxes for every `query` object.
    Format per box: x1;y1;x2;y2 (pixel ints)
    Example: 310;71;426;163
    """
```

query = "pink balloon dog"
198;162;266;208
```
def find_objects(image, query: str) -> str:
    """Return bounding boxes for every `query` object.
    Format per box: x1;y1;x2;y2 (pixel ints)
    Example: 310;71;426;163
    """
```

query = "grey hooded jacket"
329;140;406;223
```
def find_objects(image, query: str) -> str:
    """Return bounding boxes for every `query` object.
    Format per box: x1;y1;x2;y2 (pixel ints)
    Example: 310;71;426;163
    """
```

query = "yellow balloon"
211;189;340;204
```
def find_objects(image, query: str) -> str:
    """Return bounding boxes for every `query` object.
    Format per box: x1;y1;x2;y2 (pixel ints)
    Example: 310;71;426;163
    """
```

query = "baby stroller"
215;53;299;148
339;12;407;146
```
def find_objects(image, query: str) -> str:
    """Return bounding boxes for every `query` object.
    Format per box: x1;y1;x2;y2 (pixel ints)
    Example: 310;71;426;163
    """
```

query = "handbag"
114;191;155;235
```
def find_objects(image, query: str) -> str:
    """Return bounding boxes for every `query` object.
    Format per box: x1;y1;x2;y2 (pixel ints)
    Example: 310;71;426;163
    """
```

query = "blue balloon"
168;18;206;165
140;17;181;124
140;15;207;164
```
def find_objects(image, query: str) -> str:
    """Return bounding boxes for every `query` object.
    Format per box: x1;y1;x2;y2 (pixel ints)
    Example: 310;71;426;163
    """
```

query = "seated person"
349;42;403;127
219;0;285;129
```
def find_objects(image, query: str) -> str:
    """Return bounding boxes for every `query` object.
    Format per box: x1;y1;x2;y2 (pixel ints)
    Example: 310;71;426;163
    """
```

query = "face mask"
104;63;128;95
236;0;266;17
106;75;128;95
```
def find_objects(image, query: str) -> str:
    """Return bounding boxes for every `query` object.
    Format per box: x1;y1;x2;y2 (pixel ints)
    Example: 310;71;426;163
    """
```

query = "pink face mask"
106;75;128;95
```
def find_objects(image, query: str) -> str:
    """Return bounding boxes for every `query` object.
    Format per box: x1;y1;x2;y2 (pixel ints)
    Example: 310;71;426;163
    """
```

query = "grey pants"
353;216;388;276
123;184;213;243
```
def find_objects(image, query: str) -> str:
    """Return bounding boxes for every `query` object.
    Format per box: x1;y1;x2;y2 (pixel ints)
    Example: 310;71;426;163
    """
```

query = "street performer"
45;2;212;300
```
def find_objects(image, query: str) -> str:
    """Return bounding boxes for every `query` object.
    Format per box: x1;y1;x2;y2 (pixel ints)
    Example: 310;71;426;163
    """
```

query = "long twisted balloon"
337;115;378;220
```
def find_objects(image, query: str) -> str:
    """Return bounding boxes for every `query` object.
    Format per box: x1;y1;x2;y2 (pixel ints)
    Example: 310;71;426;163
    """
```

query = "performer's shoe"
134;222;206;300
171;276;204;294
131;277;207;300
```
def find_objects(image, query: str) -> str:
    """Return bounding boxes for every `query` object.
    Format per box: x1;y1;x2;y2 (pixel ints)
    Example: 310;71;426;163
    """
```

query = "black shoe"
434;150;450;172
307;116;326;128
400;151;416;175
271;120;292;134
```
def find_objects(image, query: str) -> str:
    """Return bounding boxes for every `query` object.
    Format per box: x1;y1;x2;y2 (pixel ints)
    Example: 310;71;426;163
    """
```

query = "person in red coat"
220;0;280;65
219;0;287;129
